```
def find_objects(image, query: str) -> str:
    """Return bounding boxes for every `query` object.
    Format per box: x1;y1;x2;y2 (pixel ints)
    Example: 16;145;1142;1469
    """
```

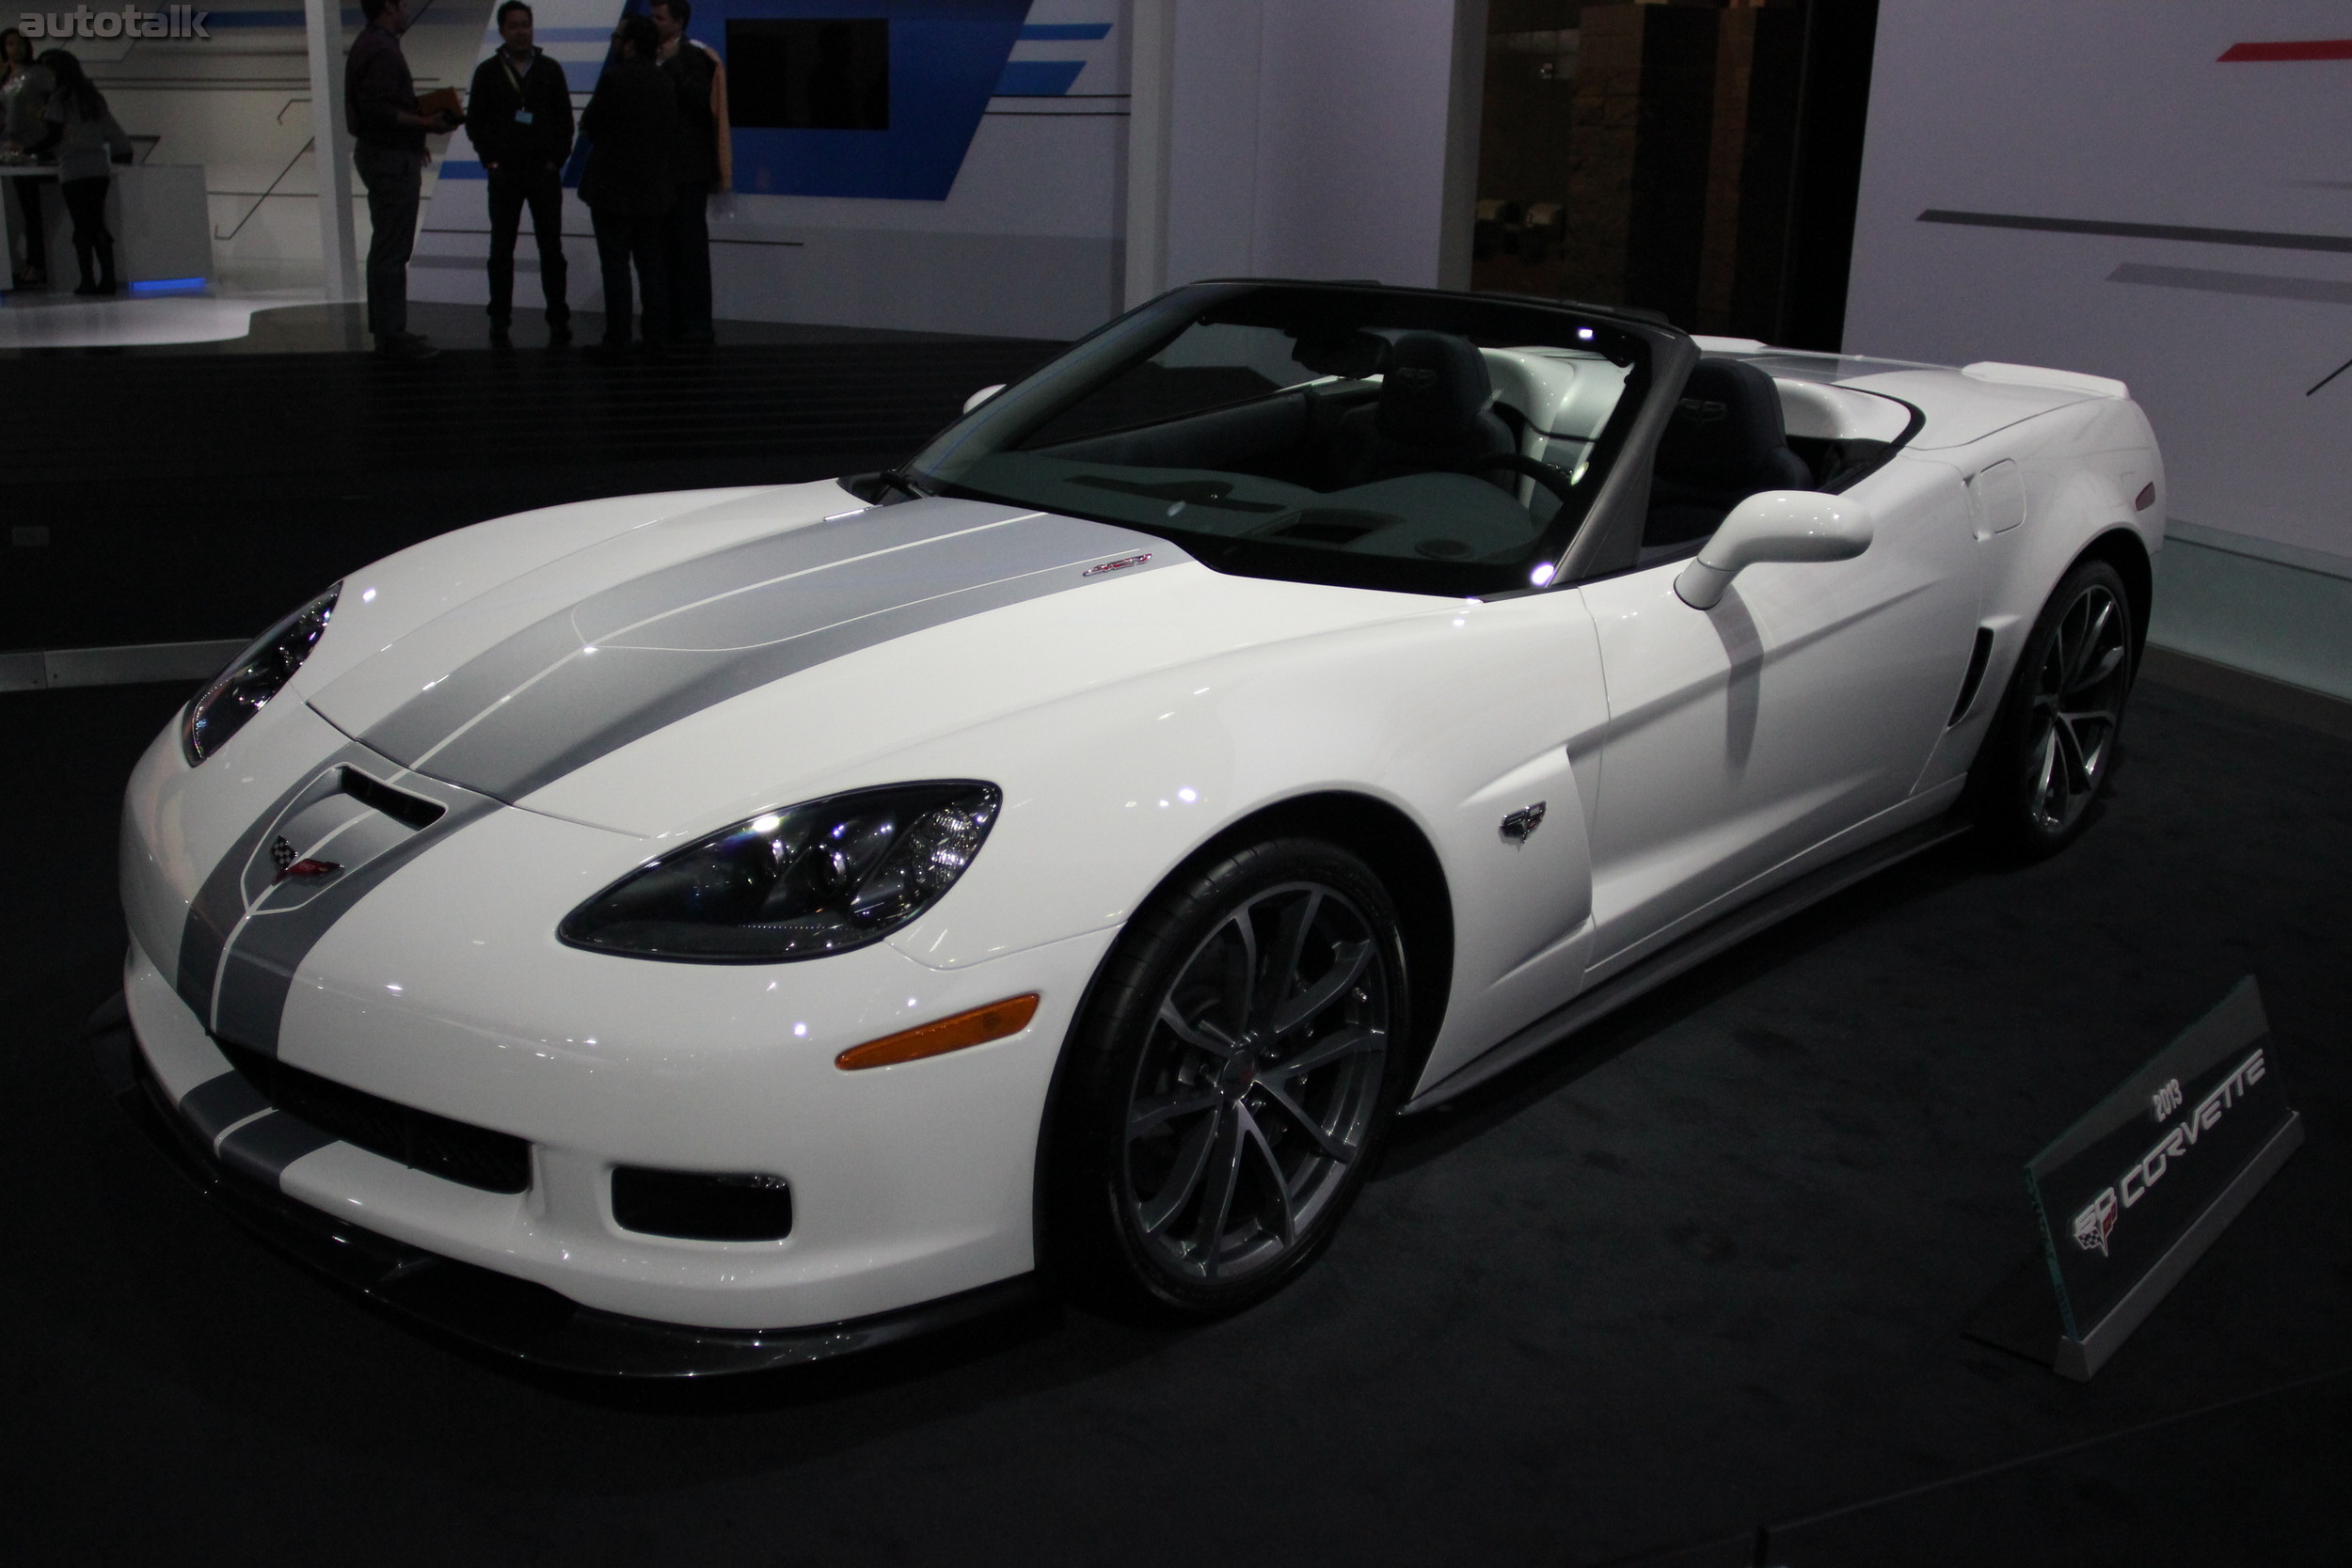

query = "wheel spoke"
2053;714;2091;795
1270;936;1373;1036
1266;1024;1386;1081
1157;999;1237;1059
1196;1110;1248;1277
1255;1076;1356;1164
2071;639;2124;693
2070;597;2117;686
1137;1107;1220;1238
1224;911;1260;1035
1261;889;1323;1030
2032;726;2063;822
1128;1089;1222;1141
1236;1103;1295;1245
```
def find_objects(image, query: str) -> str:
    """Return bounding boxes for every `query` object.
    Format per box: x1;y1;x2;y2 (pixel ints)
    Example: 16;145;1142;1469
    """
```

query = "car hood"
307;487;1423;833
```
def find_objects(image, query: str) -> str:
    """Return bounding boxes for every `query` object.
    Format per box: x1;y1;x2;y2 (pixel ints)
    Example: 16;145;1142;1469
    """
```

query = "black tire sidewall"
1043;836;1412;1320
1972;557;2134;858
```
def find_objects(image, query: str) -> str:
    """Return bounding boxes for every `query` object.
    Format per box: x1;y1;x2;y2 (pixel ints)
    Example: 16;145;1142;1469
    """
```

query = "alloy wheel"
2023;580;2130;835
1121;880;1391;1284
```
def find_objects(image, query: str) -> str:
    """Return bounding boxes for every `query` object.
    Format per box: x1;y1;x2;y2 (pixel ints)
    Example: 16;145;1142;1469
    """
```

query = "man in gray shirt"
347;0;457;360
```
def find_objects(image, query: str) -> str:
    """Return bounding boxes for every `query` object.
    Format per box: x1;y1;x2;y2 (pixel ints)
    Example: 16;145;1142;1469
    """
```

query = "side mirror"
1675;491;1873;610
963;383;1006;415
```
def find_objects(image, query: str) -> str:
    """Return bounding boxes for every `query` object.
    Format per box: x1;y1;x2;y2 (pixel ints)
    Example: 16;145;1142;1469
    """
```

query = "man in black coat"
578;13;676;355
468;1;575;346
652;0;722;346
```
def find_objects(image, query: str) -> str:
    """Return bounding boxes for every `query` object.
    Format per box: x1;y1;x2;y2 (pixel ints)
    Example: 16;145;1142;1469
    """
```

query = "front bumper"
88;992;1038;1376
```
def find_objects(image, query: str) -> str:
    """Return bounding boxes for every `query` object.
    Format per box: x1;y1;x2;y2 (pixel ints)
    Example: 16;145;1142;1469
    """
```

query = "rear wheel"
1971;558;2135;858
1044;837;1408;1319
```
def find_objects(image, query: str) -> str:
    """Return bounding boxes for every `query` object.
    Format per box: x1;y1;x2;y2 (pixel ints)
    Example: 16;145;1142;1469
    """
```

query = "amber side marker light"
834;994;1041;1071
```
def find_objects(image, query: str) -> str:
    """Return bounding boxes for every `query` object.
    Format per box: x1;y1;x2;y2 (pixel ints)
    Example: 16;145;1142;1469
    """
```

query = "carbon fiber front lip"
87;999;1039;1378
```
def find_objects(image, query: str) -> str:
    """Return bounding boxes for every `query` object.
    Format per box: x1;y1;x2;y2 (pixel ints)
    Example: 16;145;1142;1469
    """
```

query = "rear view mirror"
963;383;1007;414
1675;491;1873;610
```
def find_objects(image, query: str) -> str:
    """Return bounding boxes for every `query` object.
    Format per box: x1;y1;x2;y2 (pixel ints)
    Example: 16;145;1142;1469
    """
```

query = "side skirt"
1399;813;1971;1114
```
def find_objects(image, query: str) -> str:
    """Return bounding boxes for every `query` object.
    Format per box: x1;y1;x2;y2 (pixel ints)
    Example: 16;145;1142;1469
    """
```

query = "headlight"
559;782;1002;962
182;584;340;766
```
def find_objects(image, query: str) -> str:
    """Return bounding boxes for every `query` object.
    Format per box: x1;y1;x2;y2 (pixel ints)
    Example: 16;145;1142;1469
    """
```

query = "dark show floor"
0;312;1060;652
2;676;2344;1566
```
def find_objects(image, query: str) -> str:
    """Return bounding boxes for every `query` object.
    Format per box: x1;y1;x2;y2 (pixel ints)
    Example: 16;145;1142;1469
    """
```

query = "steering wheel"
1455;450;1580;514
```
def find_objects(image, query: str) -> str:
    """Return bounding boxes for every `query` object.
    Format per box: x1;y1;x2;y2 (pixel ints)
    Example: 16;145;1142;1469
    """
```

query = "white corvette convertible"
108;281;2162;1373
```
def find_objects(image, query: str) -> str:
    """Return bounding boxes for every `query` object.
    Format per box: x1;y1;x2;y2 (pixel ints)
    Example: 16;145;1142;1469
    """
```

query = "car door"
1575;455;1979;974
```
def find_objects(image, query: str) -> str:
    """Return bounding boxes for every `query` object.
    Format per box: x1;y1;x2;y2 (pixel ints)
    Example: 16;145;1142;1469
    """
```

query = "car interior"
945;325;1910;585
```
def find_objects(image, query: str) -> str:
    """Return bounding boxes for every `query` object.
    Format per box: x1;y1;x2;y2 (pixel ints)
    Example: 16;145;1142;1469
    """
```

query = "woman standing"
0;28;55;287
27;51;131;295
578;15;675;356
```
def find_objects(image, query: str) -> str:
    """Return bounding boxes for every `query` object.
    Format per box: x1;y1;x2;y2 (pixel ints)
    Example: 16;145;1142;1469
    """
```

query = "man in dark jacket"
347;0;457;361
578;13;675;355
652;0;721;346
468;1;575;346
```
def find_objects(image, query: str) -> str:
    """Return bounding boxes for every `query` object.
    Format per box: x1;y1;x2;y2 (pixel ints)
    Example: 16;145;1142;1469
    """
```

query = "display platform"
2;673;2342;1564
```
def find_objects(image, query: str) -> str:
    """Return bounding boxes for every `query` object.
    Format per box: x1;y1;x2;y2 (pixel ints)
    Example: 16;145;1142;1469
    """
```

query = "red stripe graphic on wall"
2219;40;2352;62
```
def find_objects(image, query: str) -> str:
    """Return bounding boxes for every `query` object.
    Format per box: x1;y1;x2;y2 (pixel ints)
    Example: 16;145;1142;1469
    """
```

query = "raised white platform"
0;286;319;350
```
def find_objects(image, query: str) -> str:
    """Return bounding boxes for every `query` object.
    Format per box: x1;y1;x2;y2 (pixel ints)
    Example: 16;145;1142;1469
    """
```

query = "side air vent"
1948;627;1995;727
341;768;445;830
612;1166;795;1242
216;1040;531;1193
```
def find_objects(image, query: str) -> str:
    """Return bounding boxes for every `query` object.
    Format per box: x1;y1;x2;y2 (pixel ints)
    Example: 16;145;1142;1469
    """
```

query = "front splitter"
88;995;1039;1378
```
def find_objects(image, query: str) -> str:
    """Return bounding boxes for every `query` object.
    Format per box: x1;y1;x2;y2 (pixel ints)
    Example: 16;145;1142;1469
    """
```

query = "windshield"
906;283;1653;597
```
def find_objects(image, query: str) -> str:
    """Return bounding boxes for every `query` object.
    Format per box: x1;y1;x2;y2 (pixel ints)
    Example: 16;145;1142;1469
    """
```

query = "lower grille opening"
612;1166;793;1242
216;1041;532;1195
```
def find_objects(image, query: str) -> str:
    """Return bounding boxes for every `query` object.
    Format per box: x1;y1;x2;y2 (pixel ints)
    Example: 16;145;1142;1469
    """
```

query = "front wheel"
1044;838;1410;1319
1970;557;2136;858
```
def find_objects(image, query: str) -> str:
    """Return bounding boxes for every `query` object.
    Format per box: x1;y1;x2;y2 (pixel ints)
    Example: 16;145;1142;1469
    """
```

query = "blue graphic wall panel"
710;0;1036;200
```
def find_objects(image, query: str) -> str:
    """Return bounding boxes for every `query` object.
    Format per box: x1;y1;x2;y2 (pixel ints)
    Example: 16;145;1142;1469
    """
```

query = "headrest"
1292;327;1387;380
1376;331;1494;444
1656;358;1793;483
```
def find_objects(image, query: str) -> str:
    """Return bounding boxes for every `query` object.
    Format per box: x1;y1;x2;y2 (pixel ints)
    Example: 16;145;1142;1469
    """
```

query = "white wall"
1846;0;2352;562
409;0;1133;341
1127;0;1485;303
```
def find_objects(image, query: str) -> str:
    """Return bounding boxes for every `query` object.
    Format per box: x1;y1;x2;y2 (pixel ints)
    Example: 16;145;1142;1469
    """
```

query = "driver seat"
1328;331;1518;491
1645;358;1815;548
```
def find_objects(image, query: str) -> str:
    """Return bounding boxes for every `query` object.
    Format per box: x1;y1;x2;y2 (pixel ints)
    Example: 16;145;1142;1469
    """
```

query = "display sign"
2025;976;2303;1380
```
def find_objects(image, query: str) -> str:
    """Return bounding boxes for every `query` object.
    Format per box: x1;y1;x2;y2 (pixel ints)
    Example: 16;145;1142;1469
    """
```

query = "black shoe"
548;321;573;346
375;334;440;362
73;281;103;296
489;325;513;350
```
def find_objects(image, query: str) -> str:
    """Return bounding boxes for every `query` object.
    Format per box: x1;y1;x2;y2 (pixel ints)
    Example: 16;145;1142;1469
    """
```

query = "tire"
1970;557;2136;859
1043;837;1411;1320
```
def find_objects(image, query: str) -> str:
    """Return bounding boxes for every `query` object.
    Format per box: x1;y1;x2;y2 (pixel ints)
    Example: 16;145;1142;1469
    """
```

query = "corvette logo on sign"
2072;1186;2119;1257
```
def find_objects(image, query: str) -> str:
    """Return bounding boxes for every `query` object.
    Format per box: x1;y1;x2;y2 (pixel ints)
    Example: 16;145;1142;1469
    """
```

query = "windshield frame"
903;280;1681;599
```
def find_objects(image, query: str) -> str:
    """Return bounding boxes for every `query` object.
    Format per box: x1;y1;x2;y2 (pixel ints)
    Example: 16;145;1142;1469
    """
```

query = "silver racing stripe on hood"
356;499;1187;801
178;753;498;1055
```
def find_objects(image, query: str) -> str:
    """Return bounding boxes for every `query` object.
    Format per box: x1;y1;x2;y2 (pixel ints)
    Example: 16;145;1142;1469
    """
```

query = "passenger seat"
1645;358;1814;550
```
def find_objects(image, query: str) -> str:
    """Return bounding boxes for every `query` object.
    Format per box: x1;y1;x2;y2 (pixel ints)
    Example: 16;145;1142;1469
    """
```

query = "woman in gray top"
28;51;130;294
1;28;55;286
